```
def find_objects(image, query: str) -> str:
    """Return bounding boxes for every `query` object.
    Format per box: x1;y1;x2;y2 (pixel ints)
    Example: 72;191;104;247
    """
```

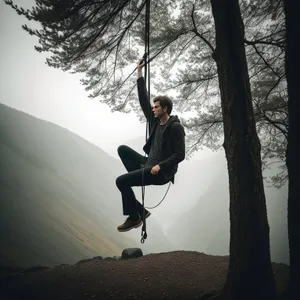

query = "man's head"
152;95;173;119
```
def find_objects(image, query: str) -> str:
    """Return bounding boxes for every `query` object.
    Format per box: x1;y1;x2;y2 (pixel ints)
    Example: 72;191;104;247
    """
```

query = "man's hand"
151;164;161;175
137;60;145;69
137;60;145;78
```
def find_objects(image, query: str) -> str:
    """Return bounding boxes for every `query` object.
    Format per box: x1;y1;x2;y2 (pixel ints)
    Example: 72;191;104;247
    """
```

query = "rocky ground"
0;250;289;300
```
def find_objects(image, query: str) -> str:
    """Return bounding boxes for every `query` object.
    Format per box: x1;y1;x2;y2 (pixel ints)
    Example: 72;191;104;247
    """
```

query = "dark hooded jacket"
137;76;185;183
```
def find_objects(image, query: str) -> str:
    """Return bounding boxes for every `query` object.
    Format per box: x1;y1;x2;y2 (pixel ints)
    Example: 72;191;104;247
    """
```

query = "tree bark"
209;0;276;299
282;0;300;298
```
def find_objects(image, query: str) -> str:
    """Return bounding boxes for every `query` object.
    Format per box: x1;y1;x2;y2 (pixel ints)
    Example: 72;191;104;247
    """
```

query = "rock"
92;255;103;260
75;258;93;265
75;255;103;265
121;248;143;260
103;257;117;261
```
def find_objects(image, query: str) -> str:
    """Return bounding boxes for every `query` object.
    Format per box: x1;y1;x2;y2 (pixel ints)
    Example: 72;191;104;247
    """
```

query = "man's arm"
158;123;186;170
138;65;143;79
137;61;155;127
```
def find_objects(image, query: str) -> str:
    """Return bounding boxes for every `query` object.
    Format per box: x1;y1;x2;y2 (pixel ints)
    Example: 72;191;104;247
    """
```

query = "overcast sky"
0;1;216;161
0;1;157;158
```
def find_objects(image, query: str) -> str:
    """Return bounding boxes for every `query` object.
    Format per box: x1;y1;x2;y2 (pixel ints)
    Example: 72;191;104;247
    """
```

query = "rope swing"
140;0;151;244
139;0;171;244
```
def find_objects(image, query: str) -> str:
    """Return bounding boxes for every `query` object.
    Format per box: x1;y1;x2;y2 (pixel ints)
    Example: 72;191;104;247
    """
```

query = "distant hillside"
0;103;173;272
165;151;290;265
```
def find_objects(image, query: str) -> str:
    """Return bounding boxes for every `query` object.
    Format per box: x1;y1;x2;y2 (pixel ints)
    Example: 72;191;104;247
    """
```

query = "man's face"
152;101;167;118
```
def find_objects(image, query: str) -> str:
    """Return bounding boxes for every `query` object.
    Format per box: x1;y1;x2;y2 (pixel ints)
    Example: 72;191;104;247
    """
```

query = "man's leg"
116;167;168;231
117;145;148;217
117;145;147;172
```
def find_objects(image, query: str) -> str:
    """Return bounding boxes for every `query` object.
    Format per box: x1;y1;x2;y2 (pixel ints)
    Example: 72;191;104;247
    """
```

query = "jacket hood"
160;115;182;133
168;115;181;124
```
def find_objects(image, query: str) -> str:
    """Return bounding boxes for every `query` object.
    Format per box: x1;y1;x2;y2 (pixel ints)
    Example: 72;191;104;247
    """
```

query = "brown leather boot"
117;216;142;232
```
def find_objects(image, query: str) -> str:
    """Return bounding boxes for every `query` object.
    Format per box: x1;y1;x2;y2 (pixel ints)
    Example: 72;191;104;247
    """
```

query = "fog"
0;0;289;269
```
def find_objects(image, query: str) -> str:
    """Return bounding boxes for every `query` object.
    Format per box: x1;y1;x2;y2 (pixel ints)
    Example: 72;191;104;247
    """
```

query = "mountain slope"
0;103;172;271
165;152;290;265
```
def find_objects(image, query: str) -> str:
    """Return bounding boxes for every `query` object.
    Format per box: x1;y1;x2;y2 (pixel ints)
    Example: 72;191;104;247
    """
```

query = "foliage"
5;0;287;187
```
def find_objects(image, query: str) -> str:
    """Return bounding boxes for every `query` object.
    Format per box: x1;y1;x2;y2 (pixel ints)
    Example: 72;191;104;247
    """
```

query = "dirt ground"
0;251;289;300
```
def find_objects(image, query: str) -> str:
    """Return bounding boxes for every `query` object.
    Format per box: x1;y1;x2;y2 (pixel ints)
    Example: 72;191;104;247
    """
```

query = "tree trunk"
209;0;276;299
282;0;300;298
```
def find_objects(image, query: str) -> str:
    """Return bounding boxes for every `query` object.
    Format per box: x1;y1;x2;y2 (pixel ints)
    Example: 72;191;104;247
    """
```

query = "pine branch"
168;34;197;72
186;122;217;155
251;44;281;78
166;74;218;90
111;83;137;112
191;3;215;53
262;113;288;138
247;29;285;43
244;38;285;48
68;1;134;63
265;74;285;101
108;27;192;101
112;1;146;81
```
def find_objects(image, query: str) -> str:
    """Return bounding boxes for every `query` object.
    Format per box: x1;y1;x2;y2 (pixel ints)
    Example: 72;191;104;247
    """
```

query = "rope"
140;0;171;243
140;164;147;244
145;181;171;209
140;0;151;244
146;0;151;138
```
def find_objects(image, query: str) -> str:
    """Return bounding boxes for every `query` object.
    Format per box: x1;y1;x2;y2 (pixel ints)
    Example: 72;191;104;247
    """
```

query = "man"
116;59;185;232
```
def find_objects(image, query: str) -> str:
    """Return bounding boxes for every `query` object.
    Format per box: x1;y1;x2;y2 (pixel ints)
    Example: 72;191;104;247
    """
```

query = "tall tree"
282;0;300;298
201;0;276;298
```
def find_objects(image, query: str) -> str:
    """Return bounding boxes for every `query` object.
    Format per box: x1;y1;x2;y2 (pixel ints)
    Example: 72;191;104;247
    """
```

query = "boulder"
121;248;143;260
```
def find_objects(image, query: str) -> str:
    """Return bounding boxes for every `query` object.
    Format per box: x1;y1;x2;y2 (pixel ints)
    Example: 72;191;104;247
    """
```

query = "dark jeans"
116;145;169;218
